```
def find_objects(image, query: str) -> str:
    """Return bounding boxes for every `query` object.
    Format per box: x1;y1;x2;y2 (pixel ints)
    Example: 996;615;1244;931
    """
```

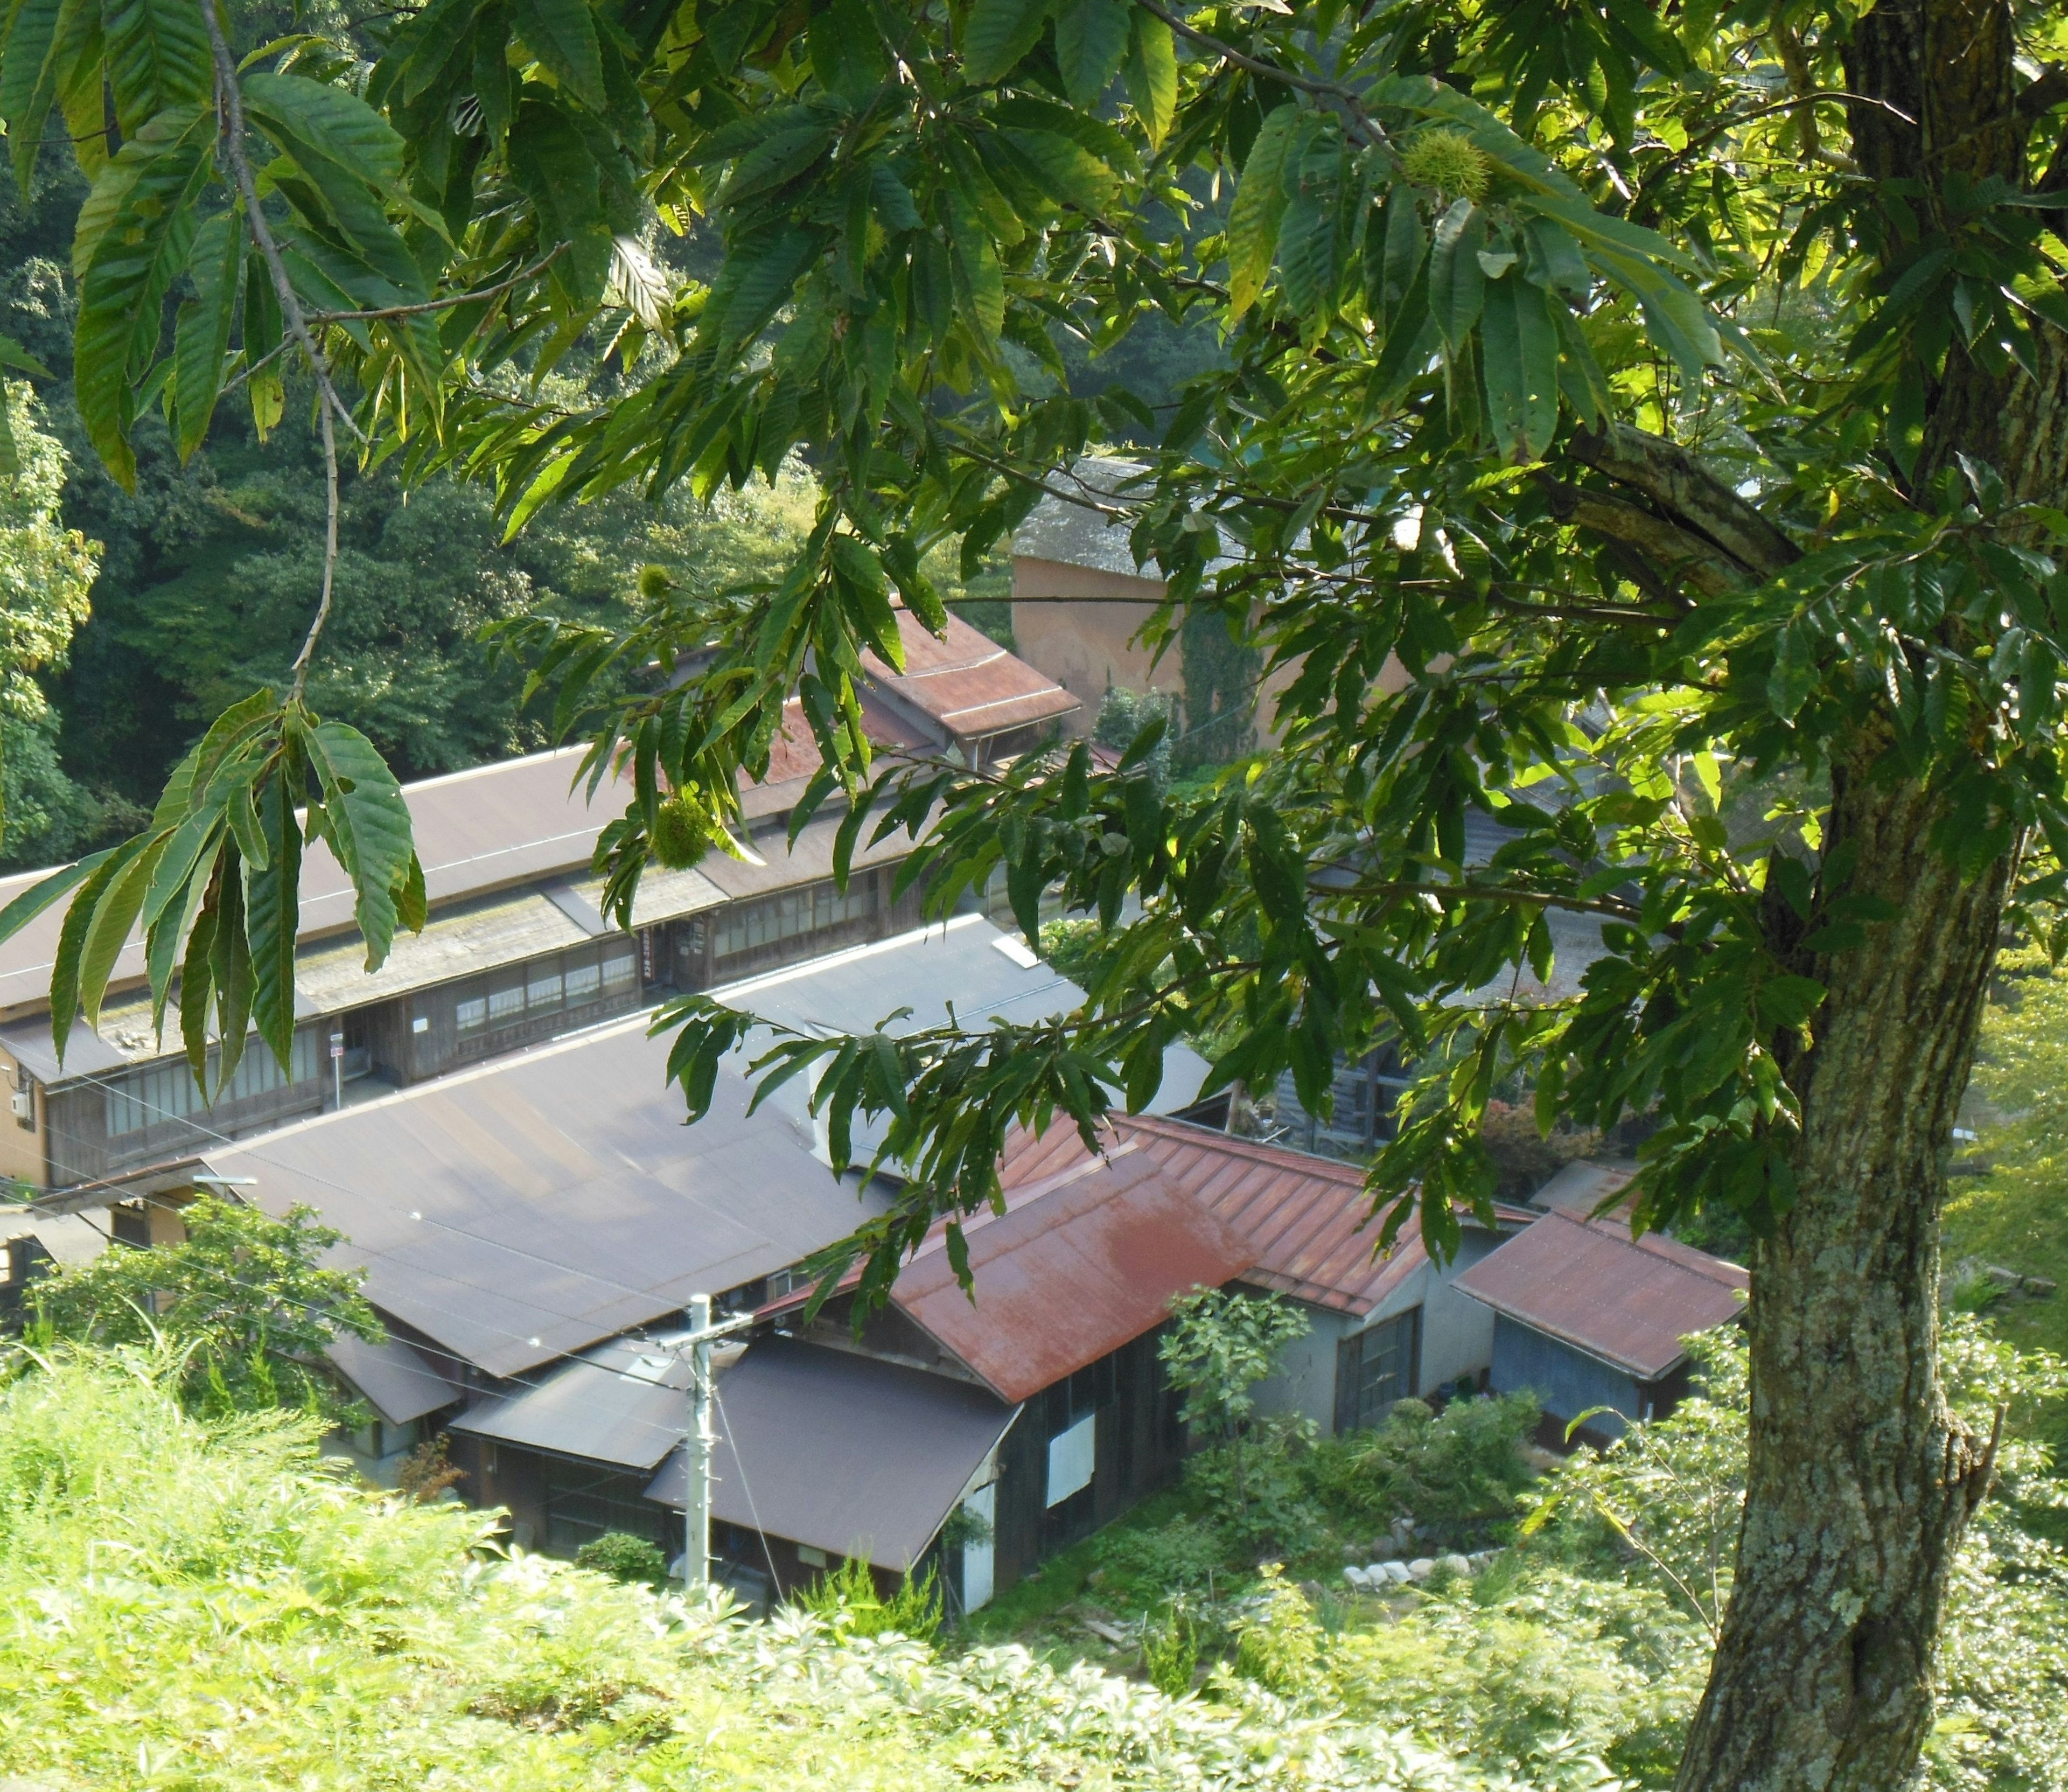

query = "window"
711;876;877;963
456;995;487;1034
527;967;564;1012
602;947;638;991
487;980;525;1024
1045;1413;1095;1506
104;1028;320;1137
564;958;601;1004
1335;1308;1421;1433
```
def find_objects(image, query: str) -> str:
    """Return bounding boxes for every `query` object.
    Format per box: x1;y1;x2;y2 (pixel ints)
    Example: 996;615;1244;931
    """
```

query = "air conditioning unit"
10;1085;32;1122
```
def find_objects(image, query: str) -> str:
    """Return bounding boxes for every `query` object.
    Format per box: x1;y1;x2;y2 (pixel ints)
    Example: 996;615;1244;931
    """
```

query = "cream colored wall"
0;1049;47;1188
1010;558;1176;736
1011;555;1401;748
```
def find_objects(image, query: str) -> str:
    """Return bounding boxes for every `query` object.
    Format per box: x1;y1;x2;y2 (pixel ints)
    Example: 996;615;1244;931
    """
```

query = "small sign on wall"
1045;1413;1095;1507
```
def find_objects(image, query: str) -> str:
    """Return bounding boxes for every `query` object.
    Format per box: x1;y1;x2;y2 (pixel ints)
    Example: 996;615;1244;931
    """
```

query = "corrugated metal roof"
292;890;591;1015
996;1114;1468;1316
1011;459;1156;579
1452;1209;1748;1380
1529;1159;1638;1217
195;1015;887;1379
891;1145;1257;1404
645;1336;1018;1570
863;612;1079;742
327;1330;463;1426
452;1333;699;1470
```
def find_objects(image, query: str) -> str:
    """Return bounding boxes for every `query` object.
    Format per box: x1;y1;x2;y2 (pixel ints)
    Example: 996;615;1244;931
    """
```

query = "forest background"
0;0;1228;873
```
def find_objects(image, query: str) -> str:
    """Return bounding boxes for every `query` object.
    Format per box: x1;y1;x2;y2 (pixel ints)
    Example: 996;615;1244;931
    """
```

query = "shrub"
1228;1565;1321;1697
1313;1391;1540;1531
1184;1418;1326;1557
793;1554;943;1641
1094;1515;1231;1603
1143;1602;1200;1697
575;1531;669;1588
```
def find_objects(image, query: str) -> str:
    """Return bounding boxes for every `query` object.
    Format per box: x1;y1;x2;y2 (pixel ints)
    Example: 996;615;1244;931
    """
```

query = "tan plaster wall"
0;1049;47;1188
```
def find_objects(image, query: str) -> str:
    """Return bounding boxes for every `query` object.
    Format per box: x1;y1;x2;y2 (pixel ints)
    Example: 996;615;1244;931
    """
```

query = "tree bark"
1658;2;2068;1782
1673;769;2009;1789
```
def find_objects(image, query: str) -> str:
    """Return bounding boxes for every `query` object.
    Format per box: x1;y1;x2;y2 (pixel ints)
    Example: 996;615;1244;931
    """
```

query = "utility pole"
679;1292;753;1591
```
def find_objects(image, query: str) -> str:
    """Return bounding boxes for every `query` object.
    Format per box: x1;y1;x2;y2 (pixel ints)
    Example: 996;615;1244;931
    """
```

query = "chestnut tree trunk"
1671;0;2067;1782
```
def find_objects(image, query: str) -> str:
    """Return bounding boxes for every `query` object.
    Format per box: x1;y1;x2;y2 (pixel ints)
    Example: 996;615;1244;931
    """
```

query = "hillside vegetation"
0;1329;2062;1792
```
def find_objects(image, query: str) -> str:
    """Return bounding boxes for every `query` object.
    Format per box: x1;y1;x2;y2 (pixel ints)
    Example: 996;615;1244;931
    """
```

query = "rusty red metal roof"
864;612;1080;742
890;1145;1257;1403
1451;1208;1748;1380
999;1114;1531;1316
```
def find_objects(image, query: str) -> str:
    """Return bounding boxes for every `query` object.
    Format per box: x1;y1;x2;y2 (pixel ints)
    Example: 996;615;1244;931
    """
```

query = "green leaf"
245;766;303;1075
103;0;211;136
508;0;606;110
1428;198;1486;352
1122;8;1175;147
1479;272;1558;462
1227;104;1300;319
207;846;255;1093
0;849;115;951
50;842;144;1065
172;206;241;462
2;0;89;194
303;720;417;970
243;249;283;438
997;126;1114;216
241;71;407;186
73;104;212;487
78;835;169;1030
961;0;1050;85
1054;0;1128;105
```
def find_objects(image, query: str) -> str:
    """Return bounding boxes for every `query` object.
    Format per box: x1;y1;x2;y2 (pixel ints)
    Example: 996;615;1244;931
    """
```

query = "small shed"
1452;1210;1748;1441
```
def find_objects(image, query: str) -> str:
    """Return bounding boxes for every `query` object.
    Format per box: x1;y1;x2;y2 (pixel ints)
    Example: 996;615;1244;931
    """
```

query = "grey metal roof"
645;1336;1018;1570
327;1330;463;1425
716;914;1211;1120
1012;459;1155;578
195;1015;888;1379
451;1333;700;1470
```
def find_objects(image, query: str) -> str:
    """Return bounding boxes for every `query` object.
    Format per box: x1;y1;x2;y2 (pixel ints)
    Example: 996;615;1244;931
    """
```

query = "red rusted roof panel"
863;612;1079;739
1451;1208;1748;1379
892;1148;1257;1403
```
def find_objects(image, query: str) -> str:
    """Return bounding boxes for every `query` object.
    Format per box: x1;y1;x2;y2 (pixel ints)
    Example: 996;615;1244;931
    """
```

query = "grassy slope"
0;1348;1520;1792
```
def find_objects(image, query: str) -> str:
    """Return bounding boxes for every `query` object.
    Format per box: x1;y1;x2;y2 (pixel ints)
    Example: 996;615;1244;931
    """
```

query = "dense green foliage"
572;1529;670;1587
1946;950;2068;1415
26;1193;380;1421
0;1345;1591;1792
794;1555;947;1641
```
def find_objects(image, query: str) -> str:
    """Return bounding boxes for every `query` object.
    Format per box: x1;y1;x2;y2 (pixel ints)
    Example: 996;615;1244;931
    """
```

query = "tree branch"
1536;476;1750;597
203;3;360;699
1567;424;1801;579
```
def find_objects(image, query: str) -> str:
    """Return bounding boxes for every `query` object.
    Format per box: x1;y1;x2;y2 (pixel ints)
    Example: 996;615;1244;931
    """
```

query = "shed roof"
1452;1209;1748;1380
191;1014;885;1379
327;1329;463;1426
890;1144;1257;1403
862;612;1079;742
451;1333;702;1470
645;1336;1018;1570
997;1113;1531;1316
1528;1159;1638;1217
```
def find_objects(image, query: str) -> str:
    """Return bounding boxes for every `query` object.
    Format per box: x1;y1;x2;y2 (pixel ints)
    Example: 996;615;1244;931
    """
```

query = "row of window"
104;1027;322;1138
711;877;876;963
452;942;639;1035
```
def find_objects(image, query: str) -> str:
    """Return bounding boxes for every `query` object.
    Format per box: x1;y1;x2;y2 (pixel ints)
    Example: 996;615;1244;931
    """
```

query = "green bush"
575;1532;669;1588
1143;1602;1201;1698
792;1555;944;1641
1183;1418;1326;1558
1312;1391;1540;1531
1093;1515;1232;1603
1228;1565;1322;1697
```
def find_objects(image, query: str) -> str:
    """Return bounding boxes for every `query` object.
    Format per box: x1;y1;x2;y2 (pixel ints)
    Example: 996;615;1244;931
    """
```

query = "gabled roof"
1452;1208;1748;1380
998;1113;1533;1316
862;612;1079;743
191;1013;887;1379
646;1336;1018;1570
890;1145;1257;1404
1011;458;1156;579
451;1332;701;1471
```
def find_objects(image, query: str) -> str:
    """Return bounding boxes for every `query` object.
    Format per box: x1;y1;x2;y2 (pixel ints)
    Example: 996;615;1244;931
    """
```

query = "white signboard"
1045;1413;1095;1507
961;1483;996;1611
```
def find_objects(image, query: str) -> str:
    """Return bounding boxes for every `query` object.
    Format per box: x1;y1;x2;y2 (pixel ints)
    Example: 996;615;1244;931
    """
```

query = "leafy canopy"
2;0;2067;1290
27;1191;381;1420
